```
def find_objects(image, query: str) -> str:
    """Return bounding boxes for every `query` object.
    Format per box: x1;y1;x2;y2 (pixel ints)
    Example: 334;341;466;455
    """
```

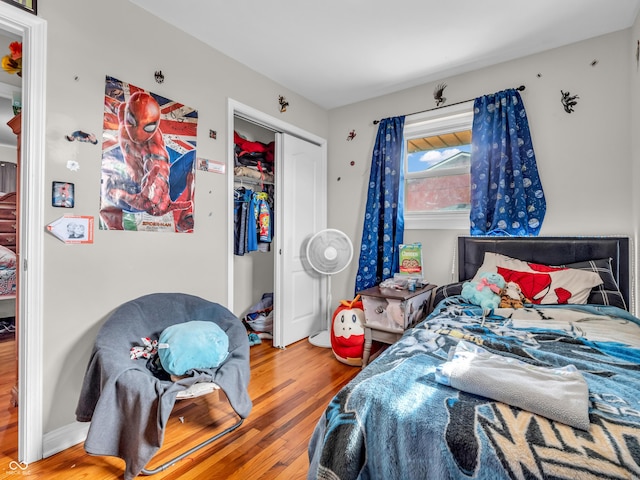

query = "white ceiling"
130;0;640;110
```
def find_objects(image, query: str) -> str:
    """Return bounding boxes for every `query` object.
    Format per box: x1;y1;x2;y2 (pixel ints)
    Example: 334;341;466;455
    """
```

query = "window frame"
403;100;474;230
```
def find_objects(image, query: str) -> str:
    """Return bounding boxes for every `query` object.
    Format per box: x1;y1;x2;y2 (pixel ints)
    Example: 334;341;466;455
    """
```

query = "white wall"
37;0;328;435
328;30;634;304
0;144;16;165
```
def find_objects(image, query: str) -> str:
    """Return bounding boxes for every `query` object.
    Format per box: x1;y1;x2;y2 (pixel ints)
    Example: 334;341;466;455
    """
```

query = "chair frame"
141;412;244;475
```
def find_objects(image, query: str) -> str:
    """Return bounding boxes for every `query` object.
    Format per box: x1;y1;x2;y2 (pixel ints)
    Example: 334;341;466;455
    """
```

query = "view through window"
403;102;473;229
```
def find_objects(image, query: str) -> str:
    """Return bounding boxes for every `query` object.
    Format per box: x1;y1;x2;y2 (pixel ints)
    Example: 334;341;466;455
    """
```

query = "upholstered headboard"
457;236;631;309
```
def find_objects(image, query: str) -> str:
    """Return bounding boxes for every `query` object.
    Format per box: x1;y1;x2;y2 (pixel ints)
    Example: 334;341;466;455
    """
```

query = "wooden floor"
0;335;360;479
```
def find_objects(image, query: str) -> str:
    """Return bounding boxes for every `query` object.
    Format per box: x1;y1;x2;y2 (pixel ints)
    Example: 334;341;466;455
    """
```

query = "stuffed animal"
331;296;366;366
461;272;506;310
499;281;529;309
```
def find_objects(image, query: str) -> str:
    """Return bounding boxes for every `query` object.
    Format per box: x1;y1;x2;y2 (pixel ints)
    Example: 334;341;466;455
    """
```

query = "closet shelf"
234;175;274;187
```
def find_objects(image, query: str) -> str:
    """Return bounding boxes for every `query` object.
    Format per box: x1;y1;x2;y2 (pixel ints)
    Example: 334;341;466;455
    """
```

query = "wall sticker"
46;215;94;244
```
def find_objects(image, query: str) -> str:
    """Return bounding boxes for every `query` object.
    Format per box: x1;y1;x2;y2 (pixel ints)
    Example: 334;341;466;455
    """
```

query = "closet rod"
372;85;526;125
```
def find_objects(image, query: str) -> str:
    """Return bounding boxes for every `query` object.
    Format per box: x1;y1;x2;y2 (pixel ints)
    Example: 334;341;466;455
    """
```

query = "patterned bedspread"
308;298;640;480
0;266;16;297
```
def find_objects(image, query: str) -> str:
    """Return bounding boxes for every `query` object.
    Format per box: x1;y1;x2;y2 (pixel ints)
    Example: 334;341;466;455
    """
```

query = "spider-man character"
101;91;193;230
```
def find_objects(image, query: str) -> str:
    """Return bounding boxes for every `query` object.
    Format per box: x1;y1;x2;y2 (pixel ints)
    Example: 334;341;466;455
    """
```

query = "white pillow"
473;253;602;305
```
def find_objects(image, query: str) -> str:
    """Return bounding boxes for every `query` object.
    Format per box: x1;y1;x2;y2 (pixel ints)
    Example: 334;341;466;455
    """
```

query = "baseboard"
43;422;89;458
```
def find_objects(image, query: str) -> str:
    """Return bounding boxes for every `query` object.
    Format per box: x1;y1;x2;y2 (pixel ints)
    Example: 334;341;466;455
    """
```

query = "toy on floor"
331;296;365;366
461;272;506;310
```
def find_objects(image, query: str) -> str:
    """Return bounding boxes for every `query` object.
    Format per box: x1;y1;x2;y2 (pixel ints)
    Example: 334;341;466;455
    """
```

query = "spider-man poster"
99;75;198;232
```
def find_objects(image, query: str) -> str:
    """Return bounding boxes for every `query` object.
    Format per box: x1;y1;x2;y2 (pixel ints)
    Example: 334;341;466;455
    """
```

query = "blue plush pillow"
158;320;229;376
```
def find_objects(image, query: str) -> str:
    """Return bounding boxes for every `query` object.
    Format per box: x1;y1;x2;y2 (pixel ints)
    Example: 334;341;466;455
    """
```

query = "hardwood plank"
0;335;21;478
0;337;360;479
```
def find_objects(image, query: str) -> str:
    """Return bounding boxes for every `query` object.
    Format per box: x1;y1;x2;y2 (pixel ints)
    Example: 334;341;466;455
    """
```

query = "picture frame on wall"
0;0;36;15
46;215;94;245
52;181;74;208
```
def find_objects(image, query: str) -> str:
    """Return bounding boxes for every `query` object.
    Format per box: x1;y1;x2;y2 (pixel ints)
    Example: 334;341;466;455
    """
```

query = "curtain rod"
372;85;526;125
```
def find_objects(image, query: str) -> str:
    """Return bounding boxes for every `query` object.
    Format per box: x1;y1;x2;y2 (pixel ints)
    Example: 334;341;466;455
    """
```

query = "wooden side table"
358;283;436;367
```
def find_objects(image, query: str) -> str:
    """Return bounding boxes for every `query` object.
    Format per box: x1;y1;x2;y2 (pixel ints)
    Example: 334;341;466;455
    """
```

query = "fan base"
308;330;331;348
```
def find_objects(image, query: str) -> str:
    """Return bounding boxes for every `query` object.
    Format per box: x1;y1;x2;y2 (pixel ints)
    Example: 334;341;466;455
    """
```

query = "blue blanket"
308;298;640;479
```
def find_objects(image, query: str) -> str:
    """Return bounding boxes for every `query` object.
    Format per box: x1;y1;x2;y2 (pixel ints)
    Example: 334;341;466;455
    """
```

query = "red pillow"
498;267;570;304
473;253;602;305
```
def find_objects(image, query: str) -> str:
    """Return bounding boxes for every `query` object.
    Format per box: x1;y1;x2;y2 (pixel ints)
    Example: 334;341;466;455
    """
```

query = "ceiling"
130;0;640;110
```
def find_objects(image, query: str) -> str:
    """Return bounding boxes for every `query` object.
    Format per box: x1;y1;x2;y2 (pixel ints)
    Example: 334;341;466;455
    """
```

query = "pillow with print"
473;252;602;305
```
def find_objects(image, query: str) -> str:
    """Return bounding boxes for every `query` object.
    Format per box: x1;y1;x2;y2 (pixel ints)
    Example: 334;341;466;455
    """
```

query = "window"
403;101;473;230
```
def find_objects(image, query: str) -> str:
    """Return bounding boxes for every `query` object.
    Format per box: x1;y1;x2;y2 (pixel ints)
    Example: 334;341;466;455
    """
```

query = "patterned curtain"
470;89;546;236
355;116;405;293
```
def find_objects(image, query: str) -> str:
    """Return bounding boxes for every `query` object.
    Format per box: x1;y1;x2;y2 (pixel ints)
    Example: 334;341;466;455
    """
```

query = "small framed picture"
0;0;36;15
46;215;94;244
52;181;74;208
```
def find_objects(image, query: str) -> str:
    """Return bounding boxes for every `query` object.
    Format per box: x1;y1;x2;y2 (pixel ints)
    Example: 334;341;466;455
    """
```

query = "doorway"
0;38;21;470
227;99;328;348
0;3;47;465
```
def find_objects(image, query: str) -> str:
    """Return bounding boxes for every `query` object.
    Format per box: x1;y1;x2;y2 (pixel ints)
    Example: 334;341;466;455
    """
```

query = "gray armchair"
76;292;252;479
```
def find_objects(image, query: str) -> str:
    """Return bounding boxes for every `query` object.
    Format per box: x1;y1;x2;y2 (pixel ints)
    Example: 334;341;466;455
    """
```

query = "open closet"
233;118;276;341
228;101;328;349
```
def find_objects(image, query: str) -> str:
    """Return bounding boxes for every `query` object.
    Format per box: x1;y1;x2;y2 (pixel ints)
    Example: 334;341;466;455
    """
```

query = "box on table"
357;284;436;332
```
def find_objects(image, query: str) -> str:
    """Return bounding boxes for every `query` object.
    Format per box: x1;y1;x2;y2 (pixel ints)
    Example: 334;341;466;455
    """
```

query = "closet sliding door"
273;133;326;348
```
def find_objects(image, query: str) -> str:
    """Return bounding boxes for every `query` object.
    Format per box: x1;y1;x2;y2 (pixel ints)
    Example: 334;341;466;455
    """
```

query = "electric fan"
306;228;354;348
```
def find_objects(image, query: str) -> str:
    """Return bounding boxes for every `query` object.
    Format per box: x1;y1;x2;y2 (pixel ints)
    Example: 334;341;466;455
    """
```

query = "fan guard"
306;229;353;275
305;229;354;348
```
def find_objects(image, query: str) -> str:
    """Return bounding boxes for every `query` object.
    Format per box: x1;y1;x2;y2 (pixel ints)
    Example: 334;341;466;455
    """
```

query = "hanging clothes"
256;192;272;243
234;187;274;256
246;192;259;252
249;191;272;252
234;187;253;255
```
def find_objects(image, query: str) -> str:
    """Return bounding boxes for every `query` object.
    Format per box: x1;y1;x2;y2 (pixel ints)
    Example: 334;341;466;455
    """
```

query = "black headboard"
457;236;631;309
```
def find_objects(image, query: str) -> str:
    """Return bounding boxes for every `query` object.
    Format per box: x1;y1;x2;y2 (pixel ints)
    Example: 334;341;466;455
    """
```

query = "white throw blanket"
435;340;590;430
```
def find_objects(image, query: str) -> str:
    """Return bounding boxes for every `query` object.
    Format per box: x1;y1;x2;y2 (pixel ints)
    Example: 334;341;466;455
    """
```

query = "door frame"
0;3;47;464
226;99;326;342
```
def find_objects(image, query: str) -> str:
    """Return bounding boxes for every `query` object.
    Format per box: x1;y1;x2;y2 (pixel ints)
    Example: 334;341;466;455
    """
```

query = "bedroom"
1;0;640;478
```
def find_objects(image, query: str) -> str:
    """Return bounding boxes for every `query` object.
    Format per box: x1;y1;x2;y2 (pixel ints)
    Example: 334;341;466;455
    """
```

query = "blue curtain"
355;116;405;293
470;89;546;236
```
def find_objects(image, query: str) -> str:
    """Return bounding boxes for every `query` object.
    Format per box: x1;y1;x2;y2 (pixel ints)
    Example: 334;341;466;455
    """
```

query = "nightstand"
358;283;436;367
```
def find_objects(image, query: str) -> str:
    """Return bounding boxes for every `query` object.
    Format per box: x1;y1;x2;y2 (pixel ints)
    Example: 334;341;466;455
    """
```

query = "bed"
308;236;640;480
